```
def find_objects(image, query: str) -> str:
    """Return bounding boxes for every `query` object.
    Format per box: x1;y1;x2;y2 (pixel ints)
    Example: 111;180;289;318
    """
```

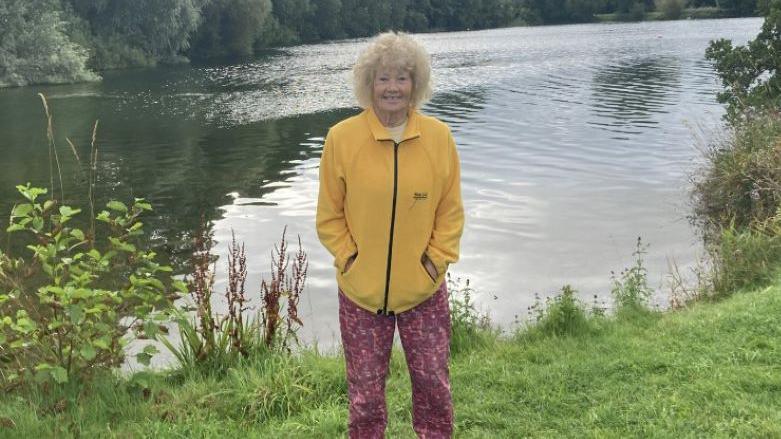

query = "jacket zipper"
379;140;404;316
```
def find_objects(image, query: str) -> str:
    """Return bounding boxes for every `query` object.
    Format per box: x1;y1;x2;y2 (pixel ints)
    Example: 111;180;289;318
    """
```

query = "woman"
317;31;464;438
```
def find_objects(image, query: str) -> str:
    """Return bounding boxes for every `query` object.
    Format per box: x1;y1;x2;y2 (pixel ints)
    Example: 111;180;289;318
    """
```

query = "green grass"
2;282;781;437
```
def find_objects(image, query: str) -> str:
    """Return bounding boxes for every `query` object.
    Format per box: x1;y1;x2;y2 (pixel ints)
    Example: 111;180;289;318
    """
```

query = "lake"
0;18;763;350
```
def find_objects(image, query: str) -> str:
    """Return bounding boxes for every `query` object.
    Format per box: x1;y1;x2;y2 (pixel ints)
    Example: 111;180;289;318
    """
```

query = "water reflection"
590;56;682;135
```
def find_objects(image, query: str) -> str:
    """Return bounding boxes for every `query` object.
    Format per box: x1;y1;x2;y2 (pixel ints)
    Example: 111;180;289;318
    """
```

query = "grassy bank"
1;278;779;437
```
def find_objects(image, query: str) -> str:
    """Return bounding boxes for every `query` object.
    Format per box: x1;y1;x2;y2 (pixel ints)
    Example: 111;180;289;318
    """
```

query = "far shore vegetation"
0;0;771;88
1;1;781;437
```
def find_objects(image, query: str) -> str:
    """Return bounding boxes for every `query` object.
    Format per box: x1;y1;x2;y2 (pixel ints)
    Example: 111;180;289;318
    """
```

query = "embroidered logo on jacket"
410;192;428;209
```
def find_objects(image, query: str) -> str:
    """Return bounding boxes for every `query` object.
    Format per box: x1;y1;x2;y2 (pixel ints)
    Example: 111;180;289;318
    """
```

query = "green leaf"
12;315;36;334
96;211;111;223
135;350;155;367
128;222;144;233
143;320;159;339
172;279;188;294
106;201;128;213
31;217;44;232
17;185;47;202
67;305;85;325
59;206;81;218
11;204;33;217
80;345;97;361
147;278;165;291
134;201;152;211
43;199;55;212
109;237;136;253
71;229;84;241
93;338;110;350
6;223;25;233
51;366;69;384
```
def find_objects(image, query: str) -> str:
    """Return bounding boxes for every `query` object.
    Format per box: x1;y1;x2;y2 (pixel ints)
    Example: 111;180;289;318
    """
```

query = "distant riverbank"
1;0;762;88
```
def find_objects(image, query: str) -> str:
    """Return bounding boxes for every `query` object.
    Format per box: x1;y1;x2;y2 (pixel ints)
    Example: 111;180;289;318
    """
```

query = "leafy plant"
0;184;184;390
526;285;592;337
447;274;491;354
611;237;654;311
706;0;781;123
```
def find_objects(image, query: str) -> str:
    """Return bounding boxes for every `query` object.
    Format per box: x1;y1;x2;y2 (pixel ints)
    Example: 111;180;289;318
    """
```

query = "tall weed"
611;237;654;311
447;275;492;354
162;225;308;375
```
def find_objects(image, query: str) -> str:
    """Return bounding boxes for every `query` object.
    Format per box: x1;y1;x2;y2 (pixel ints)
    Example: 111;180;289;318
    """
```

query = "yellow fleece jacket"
316;107;464;315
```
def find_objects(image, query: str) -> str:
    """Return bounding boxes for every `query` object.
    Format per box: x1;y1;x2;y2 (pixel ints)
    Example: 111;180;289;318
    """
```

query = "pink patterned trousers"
338;282;453;439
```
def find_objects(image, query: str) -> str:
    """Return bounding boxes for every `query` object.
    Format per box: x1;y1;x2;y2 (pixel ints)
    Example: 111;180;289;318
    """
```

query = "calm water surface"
0;18;763;351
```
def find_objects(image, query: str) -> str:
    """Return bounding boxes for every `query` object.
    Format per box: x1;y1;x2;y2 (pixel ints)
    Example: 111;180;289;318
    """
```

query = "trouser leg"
397;282;453;439
339;290;396;439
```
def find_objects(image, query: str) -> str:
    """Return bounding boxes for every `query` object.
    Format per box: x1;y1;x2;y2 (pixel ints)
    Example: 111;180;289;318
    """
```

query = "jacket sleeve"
316;130;358;273
426;130;464;276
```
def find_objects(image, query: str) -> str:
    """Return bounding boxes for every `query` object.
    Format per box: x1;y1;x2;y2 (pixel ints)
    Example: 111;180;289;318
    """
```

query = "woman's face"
372;67;412;117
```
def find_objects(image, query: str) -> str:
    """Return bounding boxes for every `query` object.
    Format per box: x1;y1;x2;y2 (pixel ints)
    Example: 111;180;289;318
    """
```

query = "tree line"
0;0;768;87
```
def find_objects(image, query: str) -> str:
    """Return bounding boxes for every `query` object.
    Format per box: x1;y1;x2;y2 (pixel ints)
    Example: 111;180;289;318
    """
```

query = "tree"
706;0;781;122
191;0;272;59
565;0;604;22
0;0;98;86
312;0;344;40
64;0;205;68
656;0;686;19
717;0;759;16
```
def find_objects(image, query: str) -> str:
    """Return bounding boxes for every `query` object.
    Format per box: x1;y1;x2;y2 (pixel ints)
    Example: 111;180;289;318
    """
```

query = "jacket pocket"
343;253;360;277
416;256;437;286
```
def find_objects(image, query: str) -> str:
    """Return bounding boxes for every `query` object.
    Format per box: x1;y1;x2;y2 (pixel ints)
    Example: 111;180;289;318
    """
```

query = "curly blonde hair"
353;31;433;109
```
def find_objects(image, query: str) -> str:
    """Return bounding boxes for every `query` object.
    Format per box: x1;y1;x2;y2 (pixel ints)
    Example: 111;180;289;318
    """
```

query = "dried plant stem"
65;138;81;164
225;230;248;355
89;120;99;242
38;93;65;203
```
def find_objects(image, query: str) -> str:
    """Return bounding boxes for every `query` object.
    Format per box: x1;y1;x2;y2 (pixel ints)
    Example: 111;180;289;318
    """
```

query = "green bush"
710;215;781;296
691;112;781;240
656;0;686;19
526;285;593;337
0;185;185;390
706;0;781;123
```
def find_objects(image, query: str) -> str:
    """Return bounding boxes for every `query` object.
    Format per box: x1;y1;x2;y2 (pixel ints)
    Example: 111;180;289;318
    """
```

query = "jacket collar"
365;107;421;142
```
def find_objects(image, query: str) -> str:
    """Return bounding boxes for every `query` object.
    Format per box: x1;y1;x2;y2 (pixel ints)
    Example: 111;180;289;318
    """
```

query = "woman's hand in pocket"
422;255;438;281
344;254;357;274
